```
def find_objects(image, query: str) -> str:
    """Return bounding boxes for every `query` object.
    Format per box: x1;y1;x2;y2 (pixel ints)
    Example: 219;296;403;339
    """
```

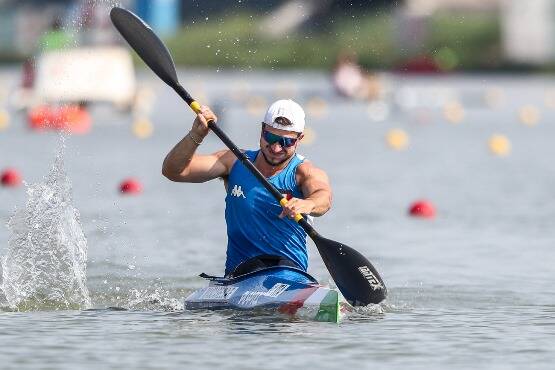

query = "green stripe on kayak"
314;290;340;323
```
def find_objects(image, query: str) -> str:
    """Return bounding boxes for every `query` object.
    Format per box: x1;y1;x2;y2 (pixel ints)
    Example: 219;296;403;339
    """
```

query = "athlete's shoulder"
224;148;260;173
216;149;239;174
296;159;328;181
294;152;306;161
244;149;259;161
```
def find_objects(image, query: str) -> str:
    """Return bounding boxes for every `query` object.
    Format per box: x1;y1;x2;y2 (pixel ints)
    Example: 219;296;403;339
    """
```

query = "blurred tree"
180;0;399;22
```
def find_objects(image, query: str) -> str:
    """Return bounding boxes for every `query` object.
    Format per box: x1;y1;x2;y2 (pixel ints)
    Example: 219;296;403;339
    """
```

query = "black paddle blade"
110;7;179;88
314;236;387;306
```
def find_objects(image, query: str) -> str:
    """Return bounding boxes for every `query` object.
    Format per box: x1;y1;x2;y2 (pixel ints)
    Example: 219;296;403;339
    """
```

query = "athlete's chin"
268;156;285;164
262;151;290;166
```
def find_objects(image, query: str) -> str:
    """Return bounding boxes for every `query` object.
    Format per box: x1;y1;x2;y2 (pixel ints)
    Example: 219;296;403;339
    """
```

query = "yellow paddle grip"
280;198;304;222
190;101;202;114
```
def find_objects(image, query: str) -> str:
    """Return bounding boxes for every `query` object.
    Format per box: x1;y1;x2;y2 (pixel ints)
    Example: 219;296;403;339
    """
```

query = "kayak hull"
184;266;341;323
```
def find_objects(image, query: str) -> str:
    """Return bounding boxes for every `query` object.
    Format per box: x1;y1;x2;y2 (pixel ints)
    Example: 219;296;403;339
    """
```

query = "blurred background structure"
0;0;553;139
0;0;554;71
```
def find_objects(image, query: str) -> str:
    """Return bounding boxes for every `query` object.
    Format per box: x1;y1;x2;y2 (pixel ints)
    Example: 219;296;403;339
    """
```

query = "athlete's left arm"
279;161;332;219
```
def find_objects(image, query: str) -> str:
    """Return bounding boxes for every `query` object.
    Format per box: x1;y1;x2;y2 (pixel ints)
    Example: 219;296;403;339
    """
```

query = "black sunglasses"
261;128;299;148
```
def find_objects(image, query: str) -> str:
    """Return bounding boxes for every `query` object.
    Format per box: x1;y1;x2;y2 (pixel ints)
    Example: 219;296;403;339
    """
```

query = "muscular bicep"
172;150;234;183
298;162;332;200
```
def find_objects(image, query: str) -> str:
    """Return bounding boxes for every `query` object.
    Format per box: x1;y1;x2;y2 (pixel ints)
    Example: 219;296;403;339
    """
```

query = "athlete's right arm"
162;106;235;183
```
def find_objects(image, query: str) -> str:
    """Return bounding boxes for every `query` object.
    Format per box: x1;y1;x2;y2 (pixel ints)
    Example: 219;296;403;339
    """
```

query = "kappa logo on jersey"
231;184;246;198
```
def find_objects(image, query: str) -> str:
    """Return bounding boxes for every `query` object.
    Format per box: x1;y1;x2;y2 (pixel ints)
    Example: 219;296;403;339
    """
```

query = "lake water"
1;69;554;369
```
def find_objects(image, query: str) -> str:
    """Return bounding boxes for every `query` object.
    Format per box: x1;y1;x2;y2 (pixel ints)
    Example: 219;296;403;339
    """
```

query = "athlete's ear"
298;133;304;141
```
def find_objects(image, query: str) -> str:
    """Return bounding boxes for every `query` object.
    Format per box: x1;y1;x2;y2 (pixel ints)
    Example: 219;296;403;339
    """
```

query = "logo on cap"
263;99;305;133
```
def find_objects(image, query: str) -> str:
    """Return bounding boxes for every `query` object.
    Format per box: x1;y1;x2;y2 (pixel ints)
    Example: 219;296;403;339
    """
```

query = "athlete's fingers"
279;206;299;219
192;106;217;136
201;106;217;123
279;211;296;219
279;203;293;218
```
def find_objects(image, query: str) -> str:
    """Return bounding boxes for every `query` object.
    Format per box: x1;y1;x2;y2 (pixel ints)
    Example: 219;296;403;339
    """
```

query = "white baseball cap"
263;99;305;133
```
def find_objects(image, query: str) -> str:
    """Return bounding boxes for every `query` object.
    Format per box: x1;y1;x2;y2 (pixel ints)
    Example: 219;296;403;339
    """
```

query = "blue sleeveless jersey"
224;150;308;275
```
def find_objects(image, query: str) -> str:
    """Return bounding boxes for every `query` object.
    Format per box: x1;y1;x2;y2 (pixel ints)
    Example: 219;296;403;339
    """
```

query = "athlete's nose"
269;142;284;153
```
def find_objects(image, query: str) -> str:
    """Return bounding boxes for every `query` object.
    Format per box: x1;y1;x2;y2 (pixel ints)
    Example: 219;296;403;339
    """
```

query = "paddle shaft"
173;84;317;237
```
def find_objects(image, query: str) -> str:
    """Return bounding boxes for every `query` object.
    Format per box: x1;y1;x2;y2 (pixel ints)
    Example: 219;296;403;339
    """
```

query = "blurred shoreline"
1;5;554;73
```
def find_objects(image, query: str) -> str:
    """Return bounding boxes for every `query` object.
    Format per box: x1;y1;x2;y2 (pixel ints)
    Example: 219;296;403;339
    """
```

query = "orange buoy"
386;129;409;150
1;168;22;187
408;200;435;218
28;105;91;134
0;108;10;131
488;134;511;157
119;178;143;195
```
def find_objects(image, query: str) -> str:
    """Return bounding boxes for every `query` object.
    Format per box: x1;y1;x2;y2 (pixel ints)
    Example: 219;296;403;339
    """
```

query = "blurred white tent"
405;0;499;16
501;0;555;65
403;0;555;65
34;47;136;106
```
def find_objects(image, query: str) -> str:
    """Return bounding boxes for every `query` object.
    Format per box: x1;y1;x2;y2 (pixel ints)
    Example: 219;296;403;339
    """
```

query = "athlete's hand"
279;198;315;219
192;105;217;138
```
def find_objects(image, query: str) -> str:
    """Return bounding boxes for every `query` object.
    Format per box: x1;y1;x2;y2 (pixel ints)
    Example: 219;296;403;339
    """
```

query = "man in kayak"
162;99;332;277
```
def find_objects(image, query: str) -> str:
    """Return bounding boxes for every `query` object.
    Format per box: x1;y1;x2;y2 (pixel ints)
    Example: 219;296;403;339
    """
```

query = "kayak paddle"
110;7;387;305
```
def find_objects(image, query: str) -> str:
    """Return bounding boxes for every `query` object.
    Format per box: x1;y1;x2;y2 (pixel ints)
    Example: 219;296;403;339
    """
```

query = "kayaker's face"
260;124;303;166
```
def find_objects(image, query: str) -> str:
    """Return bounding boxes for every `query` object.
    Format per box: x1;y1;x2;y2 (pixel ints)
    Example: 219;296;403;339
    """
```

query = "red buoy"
119;178;143;194
408;200;436;218
1;168;22;187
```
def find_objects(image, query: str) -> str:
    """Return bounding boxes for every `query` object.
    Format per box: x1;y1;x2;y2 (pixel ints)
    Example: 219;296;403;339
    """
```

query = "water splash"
126;288;184;311
1;138;91;310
